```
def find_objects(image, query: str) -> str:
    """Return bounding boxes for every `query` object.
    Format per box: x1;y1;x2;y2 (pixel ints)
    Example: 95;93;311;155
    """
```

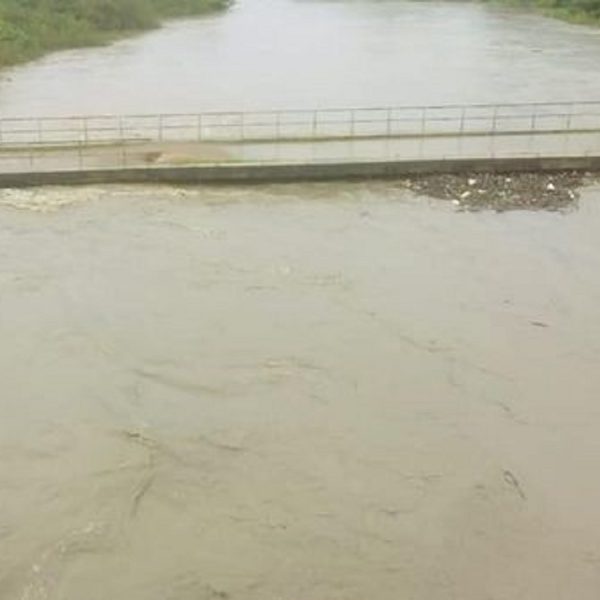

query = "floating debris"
402;171;593;212
503;469;527;501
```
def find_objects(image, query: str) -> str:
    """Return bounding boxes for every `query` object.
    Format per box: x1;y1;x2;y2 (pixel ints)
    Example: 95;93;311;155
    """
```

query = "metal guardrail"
1;100;600;147
1;101;600;174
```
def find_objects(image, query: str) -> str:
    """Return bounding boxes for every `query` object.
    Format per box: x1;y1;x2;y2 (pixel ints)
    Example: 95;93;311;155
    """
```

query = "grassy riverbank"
0;0;230;67
484;0;600;25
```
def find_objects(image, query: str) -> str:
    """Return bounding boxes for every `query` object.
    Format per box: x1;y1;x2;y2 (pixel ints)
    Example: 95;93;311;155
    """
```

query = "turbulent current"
2;1;600;598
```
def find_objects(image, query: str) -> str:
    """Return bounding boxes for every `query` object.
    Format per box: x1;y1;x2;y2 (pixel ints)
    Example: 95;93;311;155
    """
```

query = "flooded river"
2;183;600;599
2;0;600;116
2;1;600;599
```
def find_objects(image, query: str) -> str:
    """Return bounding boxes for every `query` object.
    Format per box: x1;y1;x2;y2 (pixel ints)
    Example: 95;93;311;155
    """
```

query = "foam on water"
0;187;103;213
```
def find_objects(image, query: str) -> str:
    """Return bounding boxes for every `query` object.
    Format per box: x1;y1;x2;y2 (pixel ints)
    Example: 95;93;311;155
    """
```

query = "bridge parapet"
1;101;600;176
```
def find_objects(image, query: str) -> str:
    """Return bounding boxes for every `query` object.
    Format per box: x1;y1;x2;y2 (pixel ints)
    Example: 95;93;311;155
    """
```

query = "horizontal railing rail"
1;100;600;148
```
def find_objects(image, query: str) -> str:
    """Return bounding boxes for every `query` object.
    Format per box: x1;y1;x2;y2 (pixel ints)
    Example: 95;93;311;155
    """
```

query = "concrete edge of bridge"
1;155;600;188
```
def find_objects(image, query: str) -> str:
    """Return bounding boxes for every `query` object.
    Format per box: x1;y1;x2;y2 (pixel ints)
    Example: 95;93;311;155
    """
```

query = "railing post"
530;107;537;132
386;108;392;137
83;117;89;145
565;102;573;132
421;107;427;136
492;105;498;134
275;112;281;140
197;114;203;142
158;115;163;142
350;110;356;138
312;110;318;138
118;117;127;167
240;112;245;141
459;106;466;135
37;118;42;144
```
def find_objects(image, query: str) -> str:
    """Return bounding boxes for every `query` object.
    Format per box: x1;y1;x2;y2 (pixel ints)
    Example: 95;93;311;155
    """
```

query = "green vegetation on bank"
485;0;600;24
0;0;230;67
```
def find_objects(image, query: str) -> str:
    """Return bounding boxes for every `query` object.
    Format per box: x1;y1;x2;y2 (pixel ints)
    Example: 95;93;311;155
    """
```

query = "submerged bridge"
1;100;600;185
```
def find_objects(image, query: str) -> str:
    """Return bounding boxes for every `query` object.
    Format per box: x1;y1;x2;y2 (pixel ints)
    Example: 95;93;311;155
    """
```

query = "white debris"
468;178;477;186
460;190;471;199
452;200;461;206
546;182;556;191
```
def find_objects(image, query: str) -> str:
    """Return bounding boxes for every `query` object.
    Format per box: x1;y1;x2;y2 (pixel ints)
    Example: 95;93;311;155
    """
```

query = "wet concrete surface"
2;132;600;174
1;182;600;599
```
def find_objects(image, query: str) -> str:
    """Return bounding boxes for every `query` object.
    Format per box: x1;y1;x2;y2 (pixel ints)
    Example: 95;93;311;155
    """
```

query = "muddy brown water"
1;182;600;599
2;0;600;115
2;0;600;598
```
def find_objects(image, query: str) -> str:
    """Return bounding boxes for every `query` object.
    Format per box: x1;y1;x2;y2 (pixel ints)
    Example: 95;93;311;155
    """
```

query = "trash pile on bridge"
402;171;591;212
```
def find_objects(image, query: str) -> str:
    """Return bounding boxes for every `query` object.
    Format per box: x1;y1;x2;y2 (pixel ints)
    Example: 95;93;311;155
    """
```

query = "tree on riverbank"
0;0;230;67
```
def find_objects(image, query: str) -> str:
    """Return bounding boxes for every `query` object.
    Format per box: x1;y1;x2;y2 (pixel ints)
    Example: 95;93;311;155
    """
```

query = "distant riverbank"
484;0;600;26
0;0;231;68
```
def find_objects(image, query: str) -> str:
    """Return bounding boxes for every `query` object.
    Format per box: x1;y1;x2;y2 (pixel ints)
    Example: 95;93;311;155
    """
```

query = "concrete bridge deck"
1;101;599;185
